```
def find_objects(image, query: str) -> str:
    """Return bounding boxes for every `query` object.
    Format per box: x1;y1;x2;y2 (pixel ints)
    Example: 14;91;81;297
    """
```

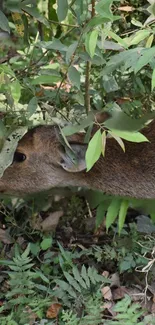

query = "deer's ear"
59;143;87;173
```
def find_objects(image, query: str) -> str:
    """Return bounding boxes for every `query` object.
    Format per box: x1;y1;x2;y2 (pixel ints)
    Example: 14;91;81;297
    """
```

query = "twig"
84;0;96;115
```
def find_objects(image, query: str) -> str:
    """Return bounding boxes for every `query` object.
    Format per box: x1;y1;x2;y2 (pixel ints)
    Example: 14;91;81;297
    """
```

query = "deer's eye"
13;152;26;163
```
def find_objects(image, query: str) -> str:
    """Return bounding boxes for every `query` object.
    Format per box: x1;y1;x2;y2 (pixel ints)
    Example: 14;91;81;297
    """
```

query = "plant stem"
84;0;96;115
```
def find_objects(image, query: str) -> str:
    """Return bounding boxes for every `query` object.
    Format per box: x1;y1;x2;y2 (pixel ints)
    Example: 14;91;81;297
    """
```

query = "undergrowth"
0;238;154;325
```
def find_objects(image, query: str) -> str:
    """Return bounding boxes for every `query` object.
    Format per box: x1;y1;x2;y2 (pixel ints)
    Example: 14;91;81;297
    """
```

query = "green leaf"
86;129;102;172
72;267;87;289
37;39;67;51
0;127;28;177
146;34;154;48
134;47;155;73
64;272;81;292
85;30;99;58
57;0;68;22
40;237;52;250
30;242;40;256
31;75;61;84
101;131;106;157
10;79;21;103
62;113;94;136
27;97;38;118
68;66;80;89
108;131;125;152
95;0;119;21
96;202;106;228
118;200;129;234
66;41;78;64
130;30;150;46
152;68;155;91
108;129;149;143
0;10;10;33
81;265;90;288
106;199;121;230
104;29;128;49
22;5;49;26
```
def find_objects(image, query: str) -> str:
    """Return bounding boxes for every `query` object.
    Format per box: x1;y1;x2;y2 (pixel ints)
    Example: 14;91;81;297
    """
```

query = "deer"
0;113;155;200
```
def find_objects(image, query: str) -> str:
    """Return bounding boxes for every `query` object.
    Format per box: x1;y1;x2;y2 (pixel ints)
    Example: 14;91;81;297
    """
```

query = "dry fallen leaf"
110;273;120;288
102;270;109;278
46;303;62;318
112;286;127;300
41;211;63;232
0;228;13;244
118;6;135;12
101;286;112;301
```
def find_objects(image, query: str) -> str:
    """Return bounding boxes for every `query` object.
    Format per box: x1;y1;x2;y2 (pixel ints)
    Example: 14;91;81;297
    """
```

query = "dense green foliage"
0;0;155;323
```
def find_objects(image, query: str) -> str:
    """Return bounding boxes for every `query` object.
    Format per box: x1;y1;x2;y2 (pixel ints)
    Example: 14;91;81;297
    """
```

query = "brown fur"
0;119;155;199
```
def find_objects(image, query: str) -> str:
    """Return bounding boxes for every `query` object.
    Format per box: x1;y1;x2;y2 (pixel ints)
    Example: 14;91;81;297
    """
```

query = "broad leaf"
0;11;10;33
85;30;99;58
130;30;150;46
66;41;78;64
68;66;80;89
86;129;102;171
135;46;155;73
31;75;61;84
57;0;68;22
108;129;149;143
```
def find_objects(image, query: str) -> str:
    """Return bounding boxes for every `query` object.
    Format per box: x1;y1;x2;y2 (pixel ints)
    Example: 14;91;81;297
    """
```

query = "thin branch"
84;0;96;115
85;61;91;114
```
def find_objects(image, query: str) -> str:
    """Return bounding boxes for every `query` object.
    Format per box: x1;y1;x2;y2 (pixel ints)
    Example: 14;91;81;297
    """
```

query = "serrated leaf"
0;10;10;33
85;30;99;58
106;199;121;230
118;200;129;234
57;0;68;22
108;129;149;143
108;131;125;152
86;129;102;171
56;279;77;298
64;272;81;292
31;75;61;84
68;66;80;89
72;267;87;289
81;265;90;287
87;267;96;284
